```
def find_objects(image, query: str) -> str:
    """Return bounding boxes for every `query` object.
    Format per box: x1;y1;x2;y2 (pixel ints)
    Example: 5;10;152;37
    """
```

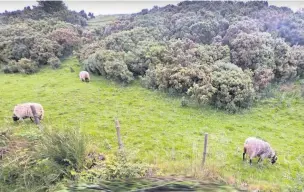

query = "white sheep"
243;137;277;165
12;103;44;122
79;71;90;82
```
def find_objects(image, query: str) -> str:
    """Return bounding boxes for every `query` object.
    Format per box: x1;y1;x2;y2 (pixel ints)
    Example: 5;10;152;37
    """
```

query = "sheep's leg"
257;157;261;163
243;147;247;161
249;158;252;165
30;117;34;122
259;155;266;164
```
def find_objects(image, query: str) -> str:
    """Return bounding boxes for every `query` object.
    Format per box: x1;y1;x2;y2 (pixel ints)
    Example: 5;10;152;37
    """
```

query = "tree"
79;10;88;19
37;0;67;13
88;12;95;19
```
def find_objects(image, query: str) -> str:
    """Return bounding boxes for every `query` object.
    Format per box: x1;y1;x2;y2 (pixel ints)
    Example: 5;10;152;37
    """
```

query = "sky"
0;1;304;15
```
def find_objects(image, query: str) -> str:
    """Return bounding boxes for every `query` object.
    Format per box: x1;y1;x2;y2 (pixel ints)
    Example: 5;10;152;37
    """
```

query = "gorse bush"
3;58;38;74
274;38;298;82
49;27;81;56
230;32;275;71
210;62;255;112
290;46;304;78
48;57;61;69
253;67;275;91
85;50;134;83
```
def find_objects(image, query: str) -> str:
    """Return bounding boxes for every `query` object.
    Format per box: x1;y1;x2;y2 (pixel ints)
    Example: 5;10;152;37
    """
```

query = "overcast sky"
0;1;303;15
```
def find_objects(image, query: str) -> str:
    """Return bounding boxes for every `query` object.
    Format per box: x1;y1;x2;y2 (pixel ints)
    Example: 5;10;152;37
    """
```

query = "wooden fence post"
30;105;40;125
30;105;43;131
202;133;208;166
114;118;123;150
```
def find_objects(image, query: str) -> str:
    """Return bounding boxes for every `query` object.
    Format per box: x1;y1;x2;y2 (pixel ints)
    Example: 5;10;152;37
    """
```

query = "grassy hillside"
0;57;303;191
87;15;120;28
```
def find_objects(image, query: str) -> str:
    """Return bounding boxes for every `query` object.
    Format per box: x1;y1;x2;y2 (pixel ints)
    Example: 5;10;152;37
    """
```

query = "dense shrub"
76;40;106;62
85;50;134;83
222;19;261;45
104;27;157;52
289;45;304;78
3;58;38;74
273;38;297;82
148;65;212;94
48;57;61;69
253;67;274;91
230;32;275;71
49;27;81;56
278;13;304;46
30;36;63;65
124;41;165;76
210;62;255;112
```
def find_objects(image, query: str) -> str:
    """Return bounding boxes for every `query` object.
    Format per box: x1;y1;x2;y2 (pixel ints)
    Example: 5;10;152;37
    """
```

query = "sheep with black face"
243;137;277;165
12;103;44;122
79;71;90;82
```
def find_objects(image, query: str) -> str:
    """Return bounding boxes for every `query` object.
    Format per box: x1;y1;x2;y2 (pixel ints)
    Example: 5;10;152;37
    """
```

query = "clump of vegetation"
48;57;61;69
210;62;255;112
77;150;149;183
3;58;38;74
0;128;88;191
84;50;134;83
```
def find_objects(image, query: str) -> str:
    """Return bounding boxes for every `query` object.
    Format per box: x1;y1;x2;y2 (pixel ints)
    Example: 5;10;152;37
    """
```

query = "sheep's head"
271;150;278;164
271;155;277;164
12;114;19;121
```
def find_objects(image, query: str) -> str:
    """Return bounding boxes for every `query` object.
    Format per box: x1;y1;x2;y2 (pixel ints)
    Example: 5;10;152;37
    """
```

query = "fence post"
30;105;43;131
114;118;124;150
202;133;208;166
30;105;40;125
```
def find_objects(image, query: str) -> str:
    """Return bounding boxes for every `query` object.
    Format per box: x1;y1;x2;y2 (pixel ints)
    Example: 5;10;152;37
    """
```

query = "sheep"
79;71;90;82
12;103;44;122
243;137;277;165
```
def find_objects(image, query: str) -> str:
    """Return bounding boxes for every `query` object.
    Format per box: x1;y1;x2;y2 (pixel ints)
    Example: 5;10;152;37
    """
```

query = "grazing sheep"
79;71;90;82
12;103;44;122
243;137;277;165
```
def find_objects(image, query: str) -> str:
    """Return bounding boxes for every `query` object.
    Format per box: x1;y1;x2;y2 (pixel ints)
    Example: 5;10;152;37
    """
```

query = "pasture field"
0;57;303;191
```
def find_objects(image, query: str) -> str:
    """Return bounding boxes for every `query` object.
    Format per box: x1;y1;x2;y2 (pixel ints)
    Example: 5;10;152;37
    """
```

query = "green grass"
0;57;304;191
87;15;121;29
